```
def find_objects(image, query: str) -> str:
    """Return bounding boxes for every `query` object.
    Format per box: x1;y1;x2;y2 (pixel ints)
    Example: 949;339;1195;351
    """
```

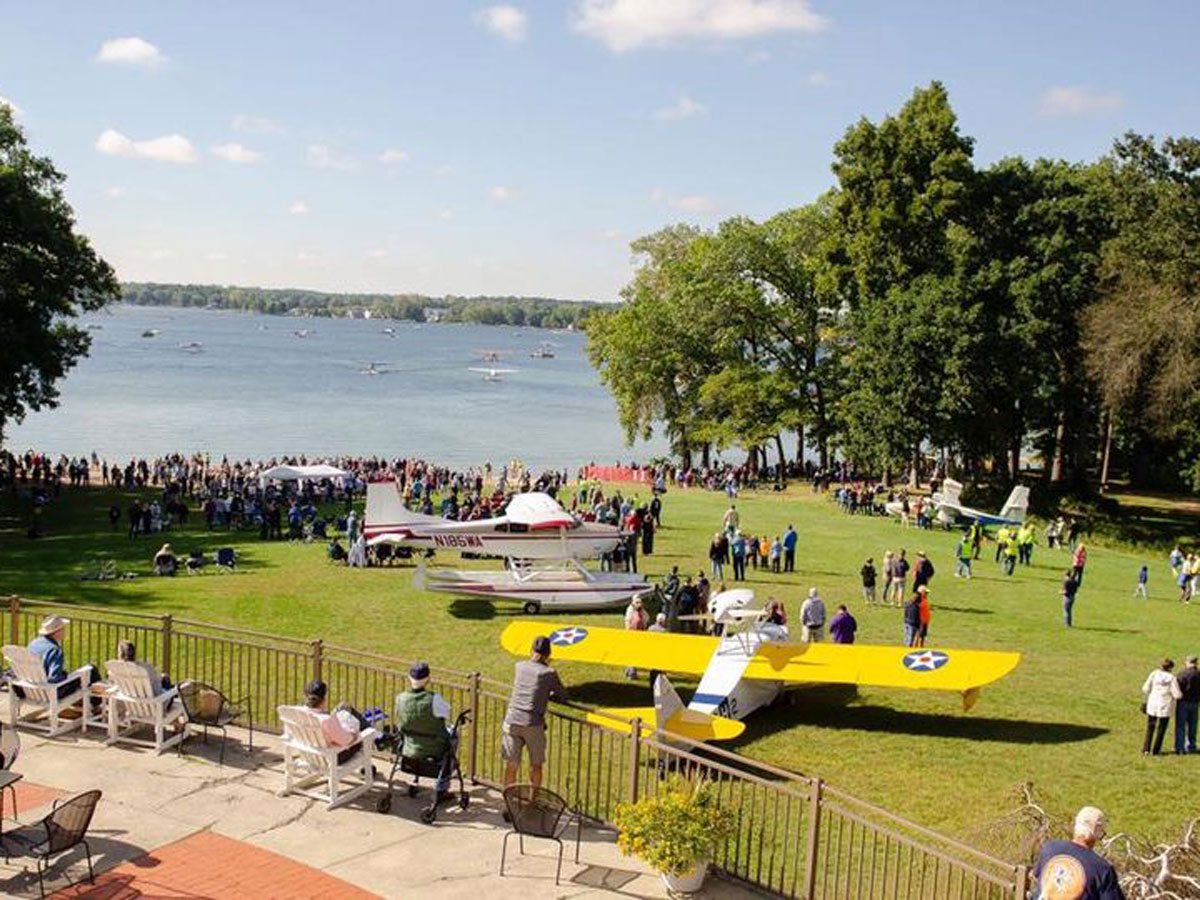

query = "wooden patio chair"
103;660;187;754
2;645;92;738
499;784;582;885
278;705;376;809
177;680;253;764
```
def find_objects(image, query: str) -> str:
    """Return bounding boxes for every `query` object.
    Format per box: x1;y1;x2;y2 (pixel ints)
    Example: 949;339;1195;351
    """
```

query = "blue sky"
2;1;1197;300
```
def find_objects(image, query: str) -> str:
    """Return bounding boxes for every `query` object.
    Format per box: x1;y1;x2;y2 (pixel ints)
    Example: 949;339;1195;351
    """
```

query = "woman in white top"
623;597;648;679
1142;658;1183;755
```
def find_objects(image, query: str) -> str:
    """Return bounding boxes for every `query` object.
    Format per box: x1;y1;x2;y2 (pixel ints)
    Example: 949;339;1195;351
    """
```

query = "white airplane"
469;366;517;382
364;481;622;560
501;588;1022;742
413;558;651;615
885;480;1030;528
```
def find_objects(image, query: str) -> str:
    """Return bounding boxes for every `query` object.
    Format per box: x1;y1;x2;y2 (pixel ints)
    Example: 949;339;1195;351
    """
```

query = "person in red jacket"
915;586;931;648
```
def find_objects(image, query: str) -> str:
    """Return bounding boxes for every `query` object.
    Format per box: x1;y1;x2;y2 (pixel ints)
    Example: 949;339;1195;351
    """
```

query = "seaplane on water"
359;361;395;376
529;341;557;359
473;348;509;363
469;366;517;382
501;588;1021;742
364;481;622;560
886;479;1030;528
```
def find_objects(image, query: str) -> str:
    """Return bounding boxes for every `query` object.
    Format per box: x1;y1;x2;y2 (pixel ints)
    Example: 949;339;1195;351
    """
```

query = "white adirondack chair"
278;705;376;809
104;660;187;754
2;645;92;737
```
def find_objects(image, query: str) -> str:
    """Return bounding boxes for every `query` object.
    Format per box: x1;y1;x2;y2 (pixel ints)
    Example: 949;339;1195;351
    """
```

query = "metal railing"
2;595;1027;899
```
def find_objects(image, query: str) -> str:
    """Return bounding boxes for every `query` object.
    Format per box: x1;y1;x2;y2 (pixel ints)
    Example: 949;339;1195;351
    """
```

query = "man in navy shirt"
1032;806;1125;899
782;525;797;572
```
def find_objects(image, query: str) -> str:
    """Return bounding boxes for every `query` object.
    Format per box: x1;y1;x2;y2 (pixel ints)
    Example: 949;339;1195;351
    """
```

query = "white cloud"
653;94;708;120
489;185;518;201
106;186;127;198
232;114;283;134
307;143;357;170
574;0;827;52
211;142;262;163
804;70;830;86
289;200;309;215
368;248;389;259
651;186;719;215
601;228;622;240
95;129;198;163
1039;86;1124;117
0;94;22;117
438;209;455;220
96;37;166;67
149;249;175;261
378;148;410;164
296;251;320;264
206;252;228;261
476;5;528;41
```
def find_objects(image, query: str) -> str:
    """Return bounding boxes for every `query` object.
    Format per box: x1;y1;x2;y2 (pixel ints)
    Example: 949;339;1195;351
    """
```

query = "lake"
8;305;670;469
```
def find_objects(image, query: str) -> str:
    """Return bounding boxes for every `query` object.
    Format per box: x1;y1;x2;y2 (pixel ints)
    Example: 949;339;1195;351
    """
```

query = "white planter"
662;861;709;894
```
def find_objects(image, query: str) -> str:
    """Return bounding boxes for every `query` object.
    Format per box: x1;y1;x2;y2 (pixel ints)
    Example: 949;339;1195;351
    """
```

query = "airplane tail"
584;675;745;742
934;478;963;507
999;485;1030;523
364;481;440;536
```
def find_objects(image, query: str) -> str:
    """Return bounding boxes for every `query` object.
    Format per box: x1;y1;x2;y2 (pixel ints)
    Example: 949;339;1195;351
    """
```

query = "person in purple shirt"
1031;806;1125;899
829;605;857;644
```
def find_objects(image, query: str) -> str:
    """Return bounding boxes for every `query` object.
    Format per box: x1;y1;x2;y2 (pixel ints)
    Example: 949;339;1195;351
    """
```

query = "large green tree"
1083;133;1200;487
0;108;118;442
825;82;978;479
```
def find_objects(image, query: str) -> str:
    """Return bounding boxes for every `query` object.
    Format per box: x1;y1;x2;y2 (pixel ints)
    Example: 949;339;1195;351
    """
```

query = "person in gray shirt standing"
502;635;568;794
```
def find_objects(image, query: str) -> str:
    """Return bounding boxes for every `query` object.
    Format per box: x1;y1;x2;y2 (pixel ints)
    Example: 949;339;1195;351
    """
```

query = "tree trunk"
1099;414;1113;492
1009;429;1022;483
774;434;787;485
908;446;921;489
701;443;711;469
1049;411;1066;484
795;423;804;467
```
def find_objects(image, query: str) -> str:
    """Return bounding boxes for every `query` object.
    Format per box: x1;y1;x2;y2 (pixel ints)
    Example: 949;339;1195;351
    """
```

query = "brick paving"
6;781;64;821
51;830;378;899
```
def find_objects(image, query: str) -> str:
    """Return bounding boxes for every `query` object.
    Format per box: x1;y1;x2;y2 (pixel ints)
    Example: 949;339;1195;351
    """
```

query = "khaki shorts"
501;722;547;766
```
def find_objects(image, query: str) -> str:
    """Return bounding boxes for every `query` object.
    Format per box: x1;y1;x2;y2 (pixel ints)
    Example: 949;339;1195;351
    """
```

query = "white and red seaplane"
365;482;623;560
365;481;646;613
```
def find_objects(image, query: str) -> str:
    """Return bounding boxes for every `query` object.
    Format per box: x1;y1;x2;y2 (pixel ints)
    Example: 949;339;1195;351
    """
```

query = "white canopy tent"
258;464;351;487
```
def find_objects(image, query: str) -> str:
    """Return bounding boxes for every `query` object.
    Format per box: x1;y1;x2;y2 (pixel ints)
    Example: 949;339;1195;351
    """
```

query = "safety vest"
395;689;449;760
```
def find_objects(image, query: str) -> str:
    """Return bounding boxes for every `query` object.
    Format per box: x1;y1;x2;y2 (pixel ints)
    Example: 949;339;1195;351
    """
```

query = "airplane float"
365;482;622;560
886;480;1030;528
413;558;651;614
500;588;1021;742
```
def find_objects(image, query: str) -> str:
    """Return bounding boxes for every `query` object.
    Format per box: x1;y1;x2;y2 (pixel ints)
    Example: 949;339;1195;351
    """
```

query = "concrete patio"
0;720;759;899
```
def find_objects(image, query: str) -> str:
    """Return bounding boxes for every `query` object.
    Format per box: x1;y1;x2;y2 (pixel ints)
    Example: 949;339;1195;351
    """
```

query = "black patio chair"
26;789;101;898
499;784;581;885
0;722;21;816
177;681;253;765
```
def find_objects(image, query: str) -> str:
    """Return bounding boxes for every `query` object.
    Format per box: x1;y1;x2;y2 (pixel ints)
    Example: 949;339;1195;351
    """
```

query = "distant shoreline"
120;282;601;330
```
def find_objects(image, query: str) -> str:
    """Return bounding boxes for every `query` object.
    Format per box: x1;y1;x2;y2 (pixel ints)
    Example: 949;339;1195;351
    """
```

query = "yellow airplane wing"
500;621;717;675
586;706;746;741
745;642;1020;695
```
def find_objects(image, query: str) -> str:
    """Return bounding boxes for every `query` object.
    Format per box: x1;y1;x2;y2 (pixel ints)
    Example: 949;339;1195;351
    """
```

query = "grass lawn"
1;479;1196;849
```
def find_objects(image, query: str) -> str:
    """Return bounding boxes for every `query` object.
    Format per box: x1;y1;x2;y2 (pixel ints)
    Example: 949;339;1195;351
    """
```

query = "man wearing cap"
28;616;96;700
1031;806;1125;899
1176;654;1200;755
394;662;455;796
502;636;567;792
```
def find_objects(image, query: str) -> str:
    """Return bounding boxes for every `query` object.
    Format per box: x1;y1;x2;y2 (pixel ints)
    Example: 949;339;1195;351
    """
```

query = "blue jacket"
783;530;797;551
28;635;67;682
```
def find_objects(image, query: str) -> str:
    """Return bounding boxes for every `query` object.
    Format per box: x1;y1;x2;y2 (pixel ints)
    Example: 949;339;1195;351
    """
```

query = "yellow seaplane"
501;588;1020;742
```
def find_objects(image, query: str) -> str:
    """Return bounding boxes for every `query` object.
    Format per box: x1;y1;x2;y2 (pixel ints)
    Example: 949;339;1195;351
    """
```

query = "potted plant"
614;777;736;894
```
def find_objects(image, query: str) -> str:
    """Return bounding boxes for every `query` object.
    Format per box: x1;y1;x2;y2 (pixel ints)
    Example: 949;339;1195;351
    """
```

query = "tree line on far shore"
121;283;599;330
587;82;1200;493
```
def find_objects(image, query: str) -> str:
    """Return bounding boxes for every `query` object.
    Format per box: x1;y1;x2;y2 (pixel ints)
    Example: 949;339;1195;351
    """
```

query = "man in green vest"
395;661;454;796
